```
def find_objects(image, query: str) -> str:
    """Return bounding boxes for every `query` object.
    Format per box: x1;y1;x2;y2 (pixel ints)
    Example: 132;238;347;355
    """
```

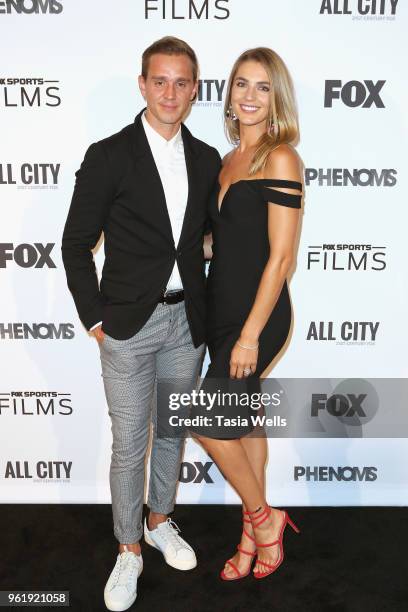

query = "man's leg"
147;301;205;527
99;304;171;548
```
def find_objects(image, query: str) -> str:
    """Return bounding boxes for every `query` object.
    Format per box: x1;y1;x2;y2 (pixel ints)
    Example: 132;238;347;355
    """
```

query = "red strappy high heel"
248;505;300;579
220;510;256;581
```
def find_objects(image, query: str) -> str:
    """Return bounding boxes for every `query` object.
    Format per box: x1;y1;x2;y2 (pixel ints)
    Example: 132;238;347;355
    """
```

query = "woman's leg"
197;434;285;576
195;332;288;575
219;434;267;577
239;374;286;575
241;434;267;493
196;436;264;508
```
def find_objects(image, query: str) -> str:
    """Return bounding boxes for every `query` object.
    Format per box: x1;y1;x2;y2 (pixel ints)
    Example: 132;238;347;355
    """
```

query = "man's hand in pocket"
90;324;105;344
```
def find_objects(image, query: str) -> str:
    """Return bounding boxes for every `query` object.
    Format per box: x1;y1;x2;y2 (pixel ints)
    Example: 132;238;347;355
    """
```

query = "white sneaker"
144;518;197;571
104;546;143;611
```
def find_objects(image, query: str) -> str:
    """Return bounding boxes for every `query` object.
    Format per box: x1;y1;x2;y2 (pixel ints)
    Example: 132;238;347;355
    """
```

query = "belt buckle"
162;289;173;304
163;289;182;304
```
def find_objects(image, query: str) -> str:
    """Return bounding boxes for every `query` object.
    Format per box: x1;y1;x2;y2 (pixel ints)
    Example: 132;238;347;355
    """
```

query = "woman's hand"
229;338;258;379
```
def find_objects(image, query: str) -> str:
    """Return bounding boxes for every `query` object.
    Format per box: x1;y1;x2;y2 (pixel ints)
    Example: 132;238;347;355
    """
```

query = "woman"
190;47;303;580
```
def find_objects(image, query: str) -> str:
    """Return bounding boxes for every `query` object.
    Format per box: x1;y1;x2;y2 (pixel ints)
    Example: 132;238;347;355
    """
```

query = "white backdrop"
0;0;407;506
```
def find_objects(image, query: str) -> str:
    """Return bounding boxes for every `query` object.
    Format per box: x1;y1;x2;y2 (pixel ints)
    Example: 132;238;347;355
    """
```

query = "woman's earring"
226;105;237;121
268;122;276;134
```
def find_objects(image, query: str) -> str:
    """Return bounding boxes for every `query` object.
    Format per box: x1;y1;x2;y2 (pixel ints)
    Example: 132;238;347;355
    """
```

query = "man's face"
138;53;197;127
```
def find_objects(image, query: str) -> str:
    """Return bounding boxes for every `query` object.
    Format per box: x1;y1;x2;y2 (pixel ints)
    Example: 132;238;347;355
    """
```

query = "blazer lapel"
129;109;174;245
178;123;201;249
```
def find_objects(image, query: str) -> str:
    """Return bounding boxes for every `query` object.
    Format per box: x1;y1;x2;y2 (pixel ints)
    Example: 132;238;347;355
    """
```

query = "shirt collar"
142;111;183;154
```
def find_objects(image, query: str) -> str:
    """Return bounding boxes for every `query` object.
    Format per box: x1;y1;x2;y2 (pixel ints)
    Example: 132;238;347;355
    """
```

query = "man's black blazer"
61;108;221;345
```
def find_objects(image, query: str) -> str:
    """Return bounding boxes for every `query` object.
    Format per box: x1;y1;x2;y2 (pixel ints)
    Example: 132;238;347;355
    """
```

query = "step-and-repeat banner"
1;0;407;506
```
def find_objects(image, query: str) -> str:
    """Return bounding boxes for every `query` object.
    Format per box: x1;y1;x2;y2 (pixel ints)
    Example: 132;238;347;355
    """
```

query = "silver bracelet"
237;340;259;350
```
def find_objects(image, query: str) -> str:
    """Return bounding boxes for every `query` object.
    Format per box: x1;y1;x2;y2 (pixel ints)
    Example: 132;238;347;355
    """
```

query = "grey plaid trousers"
99;301;205;543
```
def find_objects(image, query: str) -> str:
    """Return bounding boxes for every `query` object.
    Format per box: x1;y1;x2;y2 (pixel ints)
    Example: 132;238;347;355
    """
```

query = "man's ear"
190;81;199;102
138;75;146;99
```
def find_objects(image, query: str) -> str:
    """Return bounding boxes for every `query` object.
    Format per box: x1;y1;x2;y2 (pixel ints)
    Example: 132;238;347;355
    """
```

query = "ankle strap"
243;505;261;523
243;505;262;516
244;505;271;528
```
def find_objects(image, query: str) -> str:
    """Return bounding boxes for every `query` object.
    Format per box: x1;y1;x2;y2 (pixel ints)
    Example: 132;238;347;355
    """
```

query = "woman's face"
230;60;271;129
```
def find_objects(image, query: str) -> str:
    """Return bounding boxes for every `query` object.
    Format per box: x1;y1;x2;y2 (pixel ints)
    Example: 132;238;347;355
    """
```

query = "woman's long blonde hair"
224;47;299;176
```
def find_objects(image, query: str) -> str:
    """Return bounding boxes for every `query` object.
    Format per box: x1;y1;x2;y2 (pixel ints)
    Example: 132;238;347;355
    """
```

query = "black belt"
158;289;184;304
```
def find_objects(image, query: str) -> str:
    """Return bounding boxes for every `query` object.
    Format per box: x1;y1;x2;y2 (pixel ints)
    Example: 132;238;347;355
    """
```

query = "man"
62;36;220;611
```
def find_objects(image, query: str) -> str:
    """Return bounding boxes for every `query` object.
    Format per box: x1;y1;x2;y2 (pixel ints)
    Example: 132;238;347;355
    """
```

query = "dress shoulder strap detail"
260;179;302;191
260;179;302;209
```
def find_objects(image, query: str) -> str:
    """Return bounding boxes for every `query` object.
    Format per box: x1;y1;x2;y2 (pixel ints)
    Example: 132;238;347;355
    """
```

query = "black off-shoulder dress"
190;179;302;439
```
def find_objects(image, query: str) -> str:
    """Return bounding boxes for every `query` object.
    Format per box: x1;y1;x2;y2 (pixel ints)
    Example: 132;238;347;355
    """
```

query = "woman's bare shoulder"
264;143;302;182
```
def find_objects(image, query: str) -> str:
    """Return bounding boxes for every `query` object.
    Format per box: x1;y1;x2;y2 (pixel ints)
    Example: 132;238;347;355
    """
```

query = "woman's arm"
229;144;302;379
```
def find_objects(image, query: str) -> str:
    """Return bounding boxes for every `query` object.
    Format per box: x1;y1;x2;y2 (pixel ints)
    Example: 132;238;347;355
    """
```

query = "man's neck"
144;108;181;141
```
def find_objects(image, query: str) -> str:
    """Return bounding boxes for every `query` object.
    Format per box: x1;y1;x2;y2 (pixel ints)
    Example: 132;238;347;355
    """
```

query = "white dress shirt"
89;112;188;331
142;111;188;290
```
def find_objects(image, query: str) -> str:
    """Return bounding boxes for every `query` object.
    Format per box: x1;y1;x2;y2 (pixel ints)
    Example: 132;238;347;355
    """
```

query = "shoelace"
158;518;190;553
113;552;140;588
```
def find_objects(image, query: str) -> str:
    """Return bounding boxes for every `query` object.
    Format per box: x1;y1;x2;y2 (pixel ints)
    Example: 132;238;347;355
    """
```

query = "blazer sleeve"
61;141;113;331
